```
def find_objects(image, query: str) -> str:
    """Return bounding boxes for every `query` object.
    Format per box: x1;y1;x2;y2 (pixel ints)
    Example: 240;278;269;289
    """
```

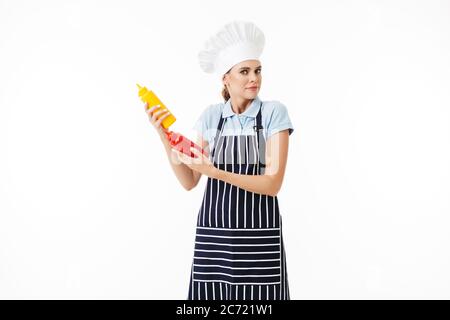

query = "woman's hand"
144;102;171;142
171;147;217;178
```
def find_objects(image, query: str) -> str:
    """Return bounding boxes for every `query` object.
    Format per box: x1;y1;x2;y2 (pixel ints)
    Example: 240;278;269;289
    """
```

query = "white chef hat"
198;20;265;78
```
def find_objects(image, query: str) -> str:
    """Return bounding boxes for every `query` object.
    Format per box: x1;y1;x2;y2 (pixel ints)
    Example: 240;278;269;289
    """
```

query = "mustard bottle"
136;84;176;129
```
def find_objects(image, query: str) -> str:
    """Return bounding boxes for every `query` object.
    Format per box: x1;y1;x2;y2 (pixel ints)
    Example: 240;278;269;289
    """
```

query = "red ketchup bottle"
165;131;208;158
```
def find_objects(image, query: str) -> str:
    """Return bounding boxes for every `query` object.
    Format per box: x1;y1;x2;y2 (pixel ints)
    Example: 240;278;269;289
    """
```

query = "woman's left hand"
171;147;217;178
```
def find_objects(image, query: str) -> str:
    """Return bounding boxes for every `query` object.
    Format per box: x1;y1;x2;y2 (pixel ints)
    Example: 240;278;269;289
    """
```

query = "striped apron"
187;101;290;300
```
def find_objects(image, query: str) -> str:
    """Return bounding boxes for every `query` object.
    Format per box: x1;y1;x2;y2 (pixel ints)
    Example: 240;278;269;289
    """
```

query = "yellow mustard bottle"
136;84;176;129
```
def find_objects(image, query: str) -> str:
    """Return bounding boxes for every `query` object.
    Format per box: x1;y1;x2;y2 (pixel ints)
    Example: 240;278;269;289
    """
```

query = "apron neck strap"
211;101;264;163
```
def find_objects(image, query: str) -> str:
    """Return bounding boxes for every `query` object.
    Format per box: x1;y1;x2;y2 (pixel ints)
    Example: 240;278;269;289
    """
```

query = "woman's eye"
241;69;261;74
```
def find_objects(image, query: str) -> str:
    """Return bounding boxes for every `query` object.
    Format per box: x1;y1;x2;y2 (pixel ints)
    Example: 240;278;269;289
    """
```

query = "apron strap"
211;115;225;161
254;101;266;170
210;101;265;169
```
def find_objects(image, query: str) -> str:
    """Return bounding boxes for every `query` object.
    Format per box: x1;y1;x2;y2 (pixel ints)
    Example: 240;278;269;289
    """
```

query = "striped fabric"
188;102;290;300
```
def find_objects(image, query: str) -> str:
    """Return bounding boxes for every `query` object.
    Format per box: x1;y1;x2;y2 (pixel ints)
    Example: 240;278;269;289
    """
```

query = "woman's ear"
222;74;228;87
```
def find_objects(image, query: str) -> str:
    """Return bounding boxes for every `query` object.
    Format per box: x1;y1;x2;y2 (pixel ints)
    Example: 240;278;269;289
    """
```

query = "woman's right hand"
144;102;171;142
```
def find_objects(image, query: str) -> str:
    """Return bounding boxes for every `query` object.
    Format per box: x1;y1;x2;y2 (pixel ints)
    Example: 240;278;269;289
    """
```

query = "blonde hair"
221;86;230;102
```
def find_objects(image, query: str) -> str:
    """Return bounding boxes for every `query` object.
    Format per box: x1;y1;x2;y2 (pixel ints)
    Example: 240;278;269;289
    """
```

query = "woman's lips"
247;87;258;90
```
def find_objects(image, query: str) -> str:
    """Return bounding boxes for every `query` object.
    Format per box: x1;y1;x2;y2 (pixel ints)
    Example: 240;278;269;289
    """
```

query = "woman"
145;21;294;300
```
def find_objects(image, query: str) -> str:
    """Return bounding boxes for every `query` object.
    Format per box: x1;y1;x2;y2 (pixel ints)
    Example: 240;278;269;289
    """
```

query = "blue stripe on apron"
188;101;290;300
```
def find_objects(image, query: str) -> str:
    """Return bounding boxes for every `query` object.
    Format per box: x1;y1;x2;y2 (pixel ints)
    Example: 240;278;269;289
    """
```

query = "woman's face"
222;59;262;100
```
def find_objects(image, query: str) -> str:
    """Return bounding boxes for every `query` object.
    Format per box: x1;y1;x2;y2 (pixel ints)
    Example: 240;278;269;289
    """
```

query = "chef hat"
198;20;265;78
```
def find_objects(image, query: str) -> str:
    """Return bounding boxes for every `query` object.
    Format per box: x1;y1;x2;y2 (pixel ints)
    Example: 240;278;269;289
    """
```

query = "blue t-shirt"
192;96;294;150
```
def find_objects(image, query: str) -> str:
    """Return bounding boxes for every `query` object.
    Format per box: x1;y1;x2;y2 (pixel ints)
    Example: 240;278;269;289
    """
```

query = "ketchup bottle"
165;131;208;159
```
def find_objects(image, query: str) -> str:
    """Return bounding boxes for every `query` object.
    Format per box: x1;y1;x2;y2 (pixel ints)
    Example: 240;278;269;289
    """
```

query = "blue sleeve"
266;102;294;138
192;104;218;144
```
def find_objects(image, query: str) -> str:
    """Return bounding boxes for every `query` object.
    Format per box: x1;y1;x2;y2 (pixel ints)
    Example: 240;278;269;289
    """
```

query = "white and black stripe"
188;102;290;300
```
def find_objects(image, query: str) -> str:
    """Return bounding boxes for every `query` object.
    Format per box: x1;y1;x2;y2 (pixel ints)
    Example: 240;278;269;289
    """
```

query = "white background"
1;0;449;299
